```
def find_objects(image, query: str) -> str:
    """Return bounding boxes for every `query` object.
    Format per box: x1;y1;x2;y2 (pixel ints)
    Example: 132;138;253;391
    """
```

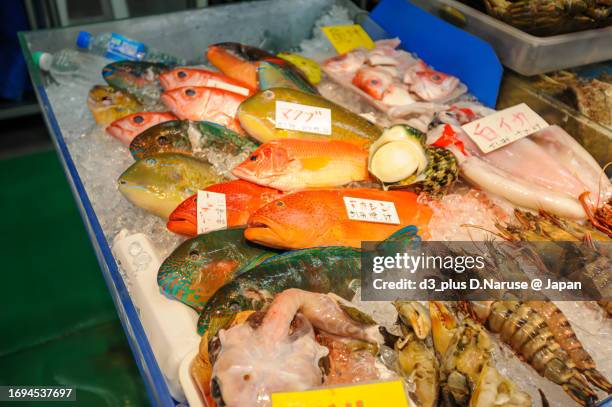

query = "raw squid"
455;129;588;199
430;120;610;219
459;155;588;220
210;289;382;407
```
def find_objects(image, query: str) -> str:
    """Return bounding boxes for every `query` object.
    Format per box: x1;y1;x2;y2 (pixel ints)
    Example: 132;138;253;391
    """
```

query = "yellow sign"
321;24;375;55
271;380;410;407
278;53;322;85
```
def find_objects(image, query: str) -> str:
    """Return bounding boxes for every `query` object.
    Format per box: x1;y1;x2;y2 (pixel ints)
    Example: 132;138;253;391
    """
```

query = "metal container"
410;0;612;76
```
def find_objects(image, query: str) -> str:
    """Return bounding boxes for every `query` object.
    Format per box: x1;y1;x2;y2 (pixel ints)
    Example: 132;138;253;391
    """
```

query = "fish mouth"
105;123;120;138
159;73;172;90
230;166;261;185
245;215;286;248
167;210;196;236
166;218;195;236
160;92;175;109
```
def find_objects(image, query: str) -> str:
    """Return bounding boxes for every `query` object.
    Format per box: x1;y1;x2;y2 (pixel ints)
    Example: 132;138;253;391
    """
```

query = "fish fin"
385;225;420;242
376;226;421;253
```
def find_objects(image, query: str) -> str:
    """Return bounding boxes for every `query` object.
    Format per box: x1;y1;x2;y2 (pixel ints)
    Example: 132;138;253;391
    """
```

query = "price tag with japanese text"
197;191;227;234
271;380;409;407
344;197;400;224
275;100;331;135
321;24;375;55
461;103;548;153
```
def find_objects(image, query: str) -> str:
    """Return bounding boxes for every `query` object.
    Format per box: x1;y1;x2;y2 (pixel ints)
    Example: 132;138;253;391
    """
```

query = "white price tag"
343;197;400;224
461;103;548;154
275;100;332;135
196;191;227;234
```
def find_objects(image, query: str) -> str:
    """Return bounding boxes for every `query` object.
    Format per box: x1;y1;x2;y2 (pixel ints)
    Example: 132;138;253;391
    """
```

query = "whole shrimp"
526;301;611;393
469;301;599;406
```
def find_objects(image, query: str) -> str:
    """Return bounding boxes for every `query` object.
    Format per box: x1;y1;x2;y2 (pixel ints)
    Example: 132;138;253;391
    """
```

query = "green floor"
0;150;149;406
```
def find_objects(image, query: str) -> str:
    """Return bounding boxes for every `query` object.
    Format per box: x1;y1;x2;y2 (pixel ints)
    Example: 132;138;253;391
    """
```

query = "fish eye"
101;96;112;102
177;71;187;78
243;374;251;381
146;157;157;165
431;74;441;81
370;79;379;85
249;154;258;161
157;136;169;145
276;201;285;207
189;250;199;260
229;302;241;312
185;88;196;96
133;115;144;124
262;90;274;99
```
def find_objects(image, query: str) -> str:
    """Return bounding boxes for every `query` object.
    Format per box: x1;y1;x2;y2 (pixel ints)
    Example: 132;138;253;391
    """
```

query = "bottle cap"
32;51;53;71
76;31;92;49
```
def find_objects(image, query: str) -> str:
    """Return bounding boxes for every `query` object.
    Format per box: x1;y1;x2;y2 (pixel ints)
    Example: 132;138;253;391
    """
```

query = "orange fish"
246;189;432;249
167;180;282;237
206;42;276;91
160;86;246;133
232;139;370;191
159;67;252;96
105;111;177;146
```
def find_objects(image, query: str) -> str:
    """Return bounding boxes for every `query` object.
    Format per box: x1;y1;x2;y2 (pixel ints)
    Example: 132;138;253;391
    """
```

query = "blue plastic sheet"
0;1;32;101
369;0;502;107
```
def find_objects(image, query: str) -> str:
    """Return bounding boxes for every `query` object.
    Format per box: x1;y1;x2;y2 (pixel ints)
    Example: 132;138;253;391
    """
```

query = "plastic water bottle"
32;50;107;86
76;31;185;65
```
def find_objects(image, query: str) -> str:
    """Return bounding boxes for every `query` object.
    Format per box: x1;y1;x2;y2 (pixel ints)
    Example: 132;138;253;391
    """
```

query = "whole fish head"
87;85;142;125
352;67;393;100
106;111;177;146
236;89;279;142
161;86;245;129
410;63;459;102
167;194;197;236
159;67;198;90
102;61;169;90
245;192;327;249
231;142;293;186
160;86;208;119
199;281;270;336
118;153;221;218
157;232;244;310
129;119;191;160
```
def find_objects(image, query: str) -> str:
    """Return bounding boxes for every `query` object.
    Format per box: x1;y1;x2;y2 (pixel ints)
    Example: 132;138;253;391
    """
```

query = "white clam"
368;126;428;184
